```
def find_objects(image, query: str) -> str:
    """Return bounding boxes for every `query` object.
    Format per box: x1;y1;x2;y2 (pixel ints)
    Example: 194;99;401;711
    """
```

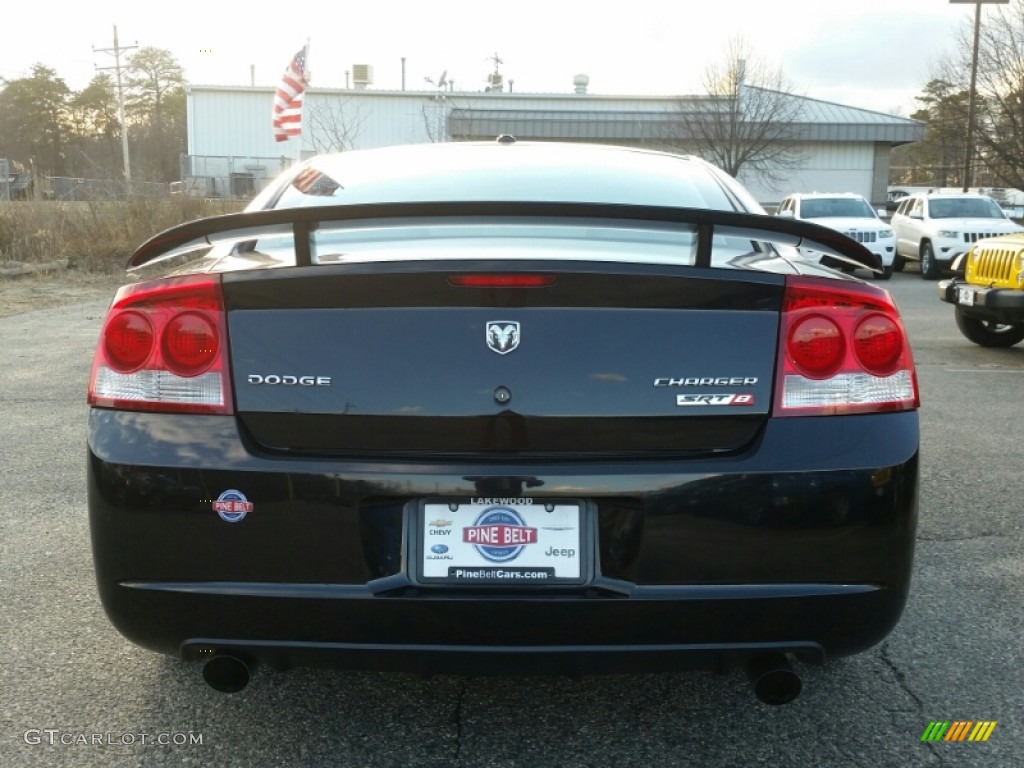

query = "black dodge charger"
87;140;919;703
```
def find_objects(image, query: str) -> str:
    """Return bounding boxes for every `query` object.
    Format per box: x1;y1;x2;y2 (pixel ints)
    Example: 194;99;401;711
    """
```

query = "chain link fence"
0;159;34;200
178;154;298;199
46;177;168;201
1;161;169;202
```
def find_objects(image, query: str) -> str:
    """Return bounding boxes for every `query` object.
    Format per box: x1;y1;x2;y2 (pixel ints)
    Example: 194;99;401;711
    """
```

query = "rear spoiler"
126;201;882;274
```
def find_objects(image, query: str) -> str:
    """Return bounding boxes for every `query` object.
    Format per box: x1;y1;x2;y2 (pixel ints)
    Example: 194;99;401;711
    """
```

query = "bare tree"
663;39;806;184
421;97;447;143
420;89;465;143
306;100;366;153
958;0;1024;189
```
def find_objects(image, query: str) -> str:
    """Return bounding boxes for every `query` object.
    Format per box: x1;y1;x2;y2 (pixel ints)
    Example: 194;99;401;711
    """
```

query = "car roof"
785;192;867;200
909;191;992;199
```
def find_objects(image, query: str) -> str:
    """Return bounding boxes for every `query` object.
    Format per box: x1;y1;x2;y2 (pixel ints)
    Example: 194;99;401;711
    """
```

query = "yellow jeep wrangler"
939;231;1024;347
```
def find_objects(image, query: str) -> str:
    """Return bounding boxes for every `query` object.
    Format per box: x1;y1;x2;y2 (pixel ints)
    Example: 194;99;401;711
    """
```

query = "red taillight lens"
853;314;903;375
88;274;233;414
162;312;219;375
776;276;918;416
103;310;154;372
787;315;844;377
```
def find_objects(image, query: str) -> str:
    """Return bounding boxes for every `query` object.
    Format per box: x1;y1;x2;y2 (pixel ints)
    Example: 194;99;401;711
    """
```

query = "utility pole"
93;25;137;194
950;1;1010;191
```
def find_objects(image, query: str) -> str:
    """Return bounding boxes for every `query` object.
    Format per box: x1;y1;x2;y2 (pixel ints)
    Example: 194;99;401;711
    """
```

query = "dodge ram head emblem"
486;321;520;355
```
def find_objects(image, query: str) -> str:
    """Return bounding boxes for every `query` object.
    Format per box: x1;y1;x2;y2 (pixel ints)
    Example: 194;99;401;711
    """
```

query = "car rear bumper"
131;584;889;674
184;638;828;677
88;409;919;674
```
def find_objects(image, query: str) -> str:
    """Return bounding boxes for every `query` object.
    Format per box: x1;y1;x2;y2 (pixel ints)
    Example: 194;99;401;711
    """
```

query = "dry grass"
0;271;127;318
0;199;246;274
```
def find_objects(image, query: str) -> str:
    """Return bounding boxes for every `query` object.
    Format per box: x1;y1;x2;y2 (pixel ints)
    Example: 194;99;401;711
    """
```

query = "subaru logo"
486;321;520;355
431;544;449;554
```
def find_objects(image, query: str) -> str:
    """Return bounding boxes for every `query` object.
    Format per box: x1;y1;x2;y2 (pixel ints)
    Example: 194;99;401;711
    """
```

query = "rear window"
225;217;803;272
242;219;702;267
272;145;745;212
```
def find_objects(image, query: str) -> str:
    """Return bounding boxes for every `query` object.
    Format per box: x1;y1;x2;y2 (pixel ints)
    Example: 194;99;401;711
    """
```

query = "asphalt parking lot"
1;270;1021;768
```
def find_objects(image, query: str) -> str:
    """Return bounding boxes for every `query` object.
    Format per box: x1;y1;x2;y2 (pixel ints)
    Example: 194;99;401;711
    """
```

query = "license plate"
418;499;584;584
957;286;976;306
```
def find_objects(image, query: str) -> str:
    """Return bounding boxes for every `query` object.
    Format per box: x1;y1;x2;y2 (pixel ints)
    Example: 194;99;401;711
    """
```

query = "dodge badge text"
247;374;332;386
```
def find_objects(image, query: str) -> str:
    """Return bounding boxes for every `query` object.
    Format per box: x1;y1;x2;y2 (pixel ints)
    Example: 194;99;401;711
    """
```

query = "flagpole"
295;37;311;166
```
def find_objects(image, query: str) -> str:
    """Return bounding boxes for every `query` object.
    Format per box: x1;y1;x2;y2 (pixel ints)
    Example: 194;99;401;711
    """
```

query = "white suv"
890;192;1020;280
776;193;896;279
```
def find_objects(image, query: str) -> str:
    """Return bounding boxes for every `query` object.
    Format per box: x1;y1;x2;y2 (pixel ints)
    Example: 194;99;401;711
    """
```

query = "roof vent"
573;74;590;95
496;135;516;144
352;64;373;89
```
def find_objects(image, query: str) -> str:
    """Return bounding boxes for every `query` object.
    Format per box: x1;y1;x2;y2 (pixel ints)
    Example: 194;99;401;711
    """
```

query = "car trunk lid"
224;263;784;457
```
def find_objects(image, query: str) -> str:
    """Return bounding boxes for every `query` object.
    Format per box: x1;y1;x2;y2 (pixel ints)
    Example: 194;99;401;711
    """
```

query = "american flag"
292;168;321;192
291;167;340;196
272;46;309;142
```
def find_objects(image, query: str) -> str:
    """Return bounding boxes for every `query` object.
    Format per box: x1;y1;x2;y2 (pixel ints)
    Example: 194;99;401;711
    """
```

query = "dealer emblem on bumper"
213;490;253;523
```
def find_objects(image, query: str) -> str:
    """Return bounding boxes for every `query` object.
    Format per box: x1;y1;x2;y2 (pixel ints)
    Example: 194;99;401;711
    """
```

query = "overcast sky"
1;0;988;116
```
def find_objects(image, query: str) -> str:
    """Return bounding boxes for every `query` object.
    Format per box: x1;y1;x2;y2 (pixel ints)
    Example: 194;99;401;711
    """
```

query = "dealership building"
184;77;924;206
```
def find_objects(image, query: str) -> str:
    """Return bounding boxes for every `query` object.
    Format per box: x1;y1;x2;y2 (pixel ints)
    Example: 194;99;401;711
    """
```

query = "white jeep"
776;193;895;279
890;192;1020;280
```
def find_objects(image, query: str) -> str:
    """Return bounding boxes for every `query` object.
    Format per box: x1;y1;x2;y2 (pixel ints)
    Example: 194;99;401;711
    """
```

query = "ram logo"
486;321;520;355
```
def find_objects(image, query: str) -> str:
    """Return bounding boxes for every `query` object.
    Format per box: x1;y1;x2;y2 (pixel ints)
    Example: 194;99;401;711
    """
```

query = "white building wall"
186;87;675;157
186;87;899;205
739;142;877;206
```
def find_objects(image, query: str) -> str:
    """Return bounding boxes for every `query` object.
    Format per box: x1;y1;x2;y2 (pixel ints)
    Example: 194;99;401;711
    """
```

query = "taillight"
162;312;219;375
787;315;843;377
103;311;154;372
853;314;903;375
775;276;918;416
87;274;233;414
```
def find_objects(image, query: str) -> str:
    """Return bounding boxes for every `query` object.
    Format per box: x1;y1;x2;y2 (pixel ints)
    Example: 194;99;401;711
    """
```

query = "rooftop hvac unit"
352;64;373;88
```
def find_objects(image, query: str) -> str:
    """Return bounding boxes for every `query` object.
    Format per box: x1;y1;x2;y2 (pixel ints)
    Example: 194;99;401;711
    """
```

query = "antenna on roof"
425;70;448;90
485;53;505;92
